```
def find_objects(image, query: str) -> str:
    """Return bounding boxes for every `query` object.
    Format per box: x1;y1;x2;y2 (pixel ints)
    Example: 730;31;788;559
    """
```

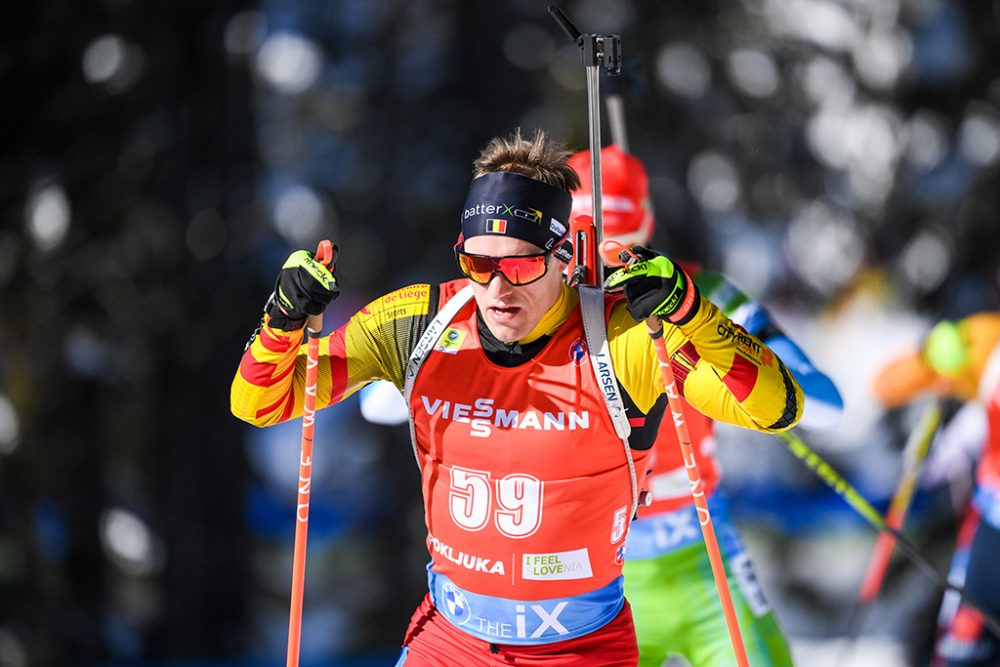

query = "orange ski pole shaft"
603;239;748;667
647;319;750;667
858;401;940;601
286;239;334;667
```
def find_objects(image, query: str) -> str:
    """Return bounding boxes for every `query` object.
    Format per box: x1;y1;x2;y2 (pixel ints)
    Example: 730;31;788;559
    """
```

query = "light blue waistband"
625;493;741;560
427;568;624;645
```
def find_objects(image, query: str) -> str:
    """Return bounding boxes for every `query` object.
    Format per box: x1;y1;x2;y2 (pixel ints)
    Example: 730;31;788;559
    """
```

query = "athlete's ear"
454;231;464;254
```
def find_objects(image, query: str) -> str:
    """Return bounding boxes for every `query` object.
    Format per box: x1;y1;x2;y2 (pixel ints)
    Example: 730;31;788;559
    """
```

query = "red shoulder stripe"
721;352;758;402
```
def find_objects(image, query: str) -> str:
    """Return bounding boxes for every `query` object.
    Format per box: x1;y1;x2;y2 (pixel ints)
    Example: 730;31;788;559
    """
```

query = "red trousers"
395;593;638;666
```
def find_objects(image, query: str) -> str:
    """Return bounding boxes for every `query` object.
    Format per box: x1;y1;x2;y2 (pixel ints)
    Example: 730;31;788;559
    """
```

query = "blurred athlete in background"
873;313;1000;667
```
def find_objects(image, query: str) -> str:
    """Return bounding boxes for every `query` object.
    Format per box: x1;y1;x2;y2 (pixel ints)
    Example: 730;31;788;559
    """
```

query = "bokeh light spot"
25;179;71;251
186;210;228;261
0;395;19;456
656;43;710;99
786;203;865;295
688;152;741;213
100;508;164;577
900;230;951;292
905;111;949;169
83;35;126;83
272;184;325;245
959;107;1000;166
224;10;267;56
255;33;322;95
727;49;780;98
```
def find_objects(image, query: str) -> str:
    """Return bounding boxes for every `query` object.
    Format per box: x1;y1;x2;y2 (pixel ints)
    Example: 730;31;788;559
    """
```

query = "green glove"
264;248;339;331
603;246;699;324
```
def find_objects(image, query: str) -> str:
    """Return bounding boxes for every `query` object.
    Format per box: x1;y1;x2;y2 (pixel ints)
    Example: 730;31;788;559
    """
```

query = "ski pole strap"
403;285;475;469
579;286;630;440
579;285;637;520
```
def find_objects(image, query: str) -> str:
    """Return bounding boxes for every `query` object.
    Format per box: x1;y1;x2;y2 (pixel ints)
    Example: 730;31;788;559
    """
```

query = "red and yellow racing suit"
232;279;802;662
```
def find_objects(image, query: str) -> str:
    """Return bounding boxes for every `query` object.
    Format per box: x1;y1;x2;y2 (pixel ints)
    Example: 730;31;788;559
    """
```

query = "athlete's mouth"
488;305;521;321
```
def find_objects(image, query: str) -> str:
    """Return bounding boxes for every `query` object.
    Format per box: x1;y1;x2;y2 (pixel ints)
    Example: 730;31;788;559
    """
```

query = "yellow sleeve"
230;284;435;426
609;297;803;433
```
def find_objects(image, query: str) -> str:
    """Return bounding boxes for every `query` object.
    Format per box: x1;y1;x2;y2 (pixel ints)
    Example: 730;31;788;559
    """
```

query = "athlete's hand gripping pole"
857;401;941;602
606;241;751;667
286;239;336;667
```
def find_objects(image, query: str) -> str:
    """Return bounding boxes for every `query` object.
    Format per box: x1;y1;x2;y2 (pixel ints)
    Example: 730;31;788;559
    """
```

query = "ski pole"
286;239;335;667
607;240;750;666
548;4;620;287
606;92;629;153
858;401;941;601
834;402;942;667
776;429;1000;637
550;9;750;661
649;323;750;666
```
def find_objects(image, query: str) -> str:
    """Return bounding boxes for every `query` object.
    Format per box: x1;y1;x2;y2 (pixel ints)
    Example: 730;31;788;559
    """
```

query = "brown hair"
472;128;581;192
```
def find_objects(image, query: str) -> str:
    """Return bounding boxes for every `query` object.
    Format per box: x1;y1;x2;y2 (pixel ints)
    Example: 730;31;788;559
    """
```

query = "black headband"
460;171;573;262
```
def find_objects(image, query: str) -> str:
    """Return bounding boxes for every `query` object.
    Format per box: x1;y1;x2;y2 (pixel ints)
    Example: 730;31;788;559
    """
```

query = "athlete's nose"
487;271;514;298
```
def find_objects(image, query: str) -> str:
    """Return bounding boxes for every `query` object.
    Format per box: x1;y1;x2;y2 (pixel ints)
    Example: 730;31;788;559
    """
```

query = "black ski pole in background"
603;59;633;152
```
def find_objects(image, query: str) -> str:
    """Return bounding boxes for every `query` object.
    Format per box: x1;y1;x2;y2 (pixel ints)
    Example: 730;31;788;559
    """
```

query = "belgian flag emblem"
485;218;508;234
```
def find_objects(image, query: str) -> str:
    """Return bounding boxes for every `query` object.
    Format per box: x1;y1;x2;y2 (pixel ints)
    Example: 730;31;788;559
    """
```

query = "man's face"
462;235;565;344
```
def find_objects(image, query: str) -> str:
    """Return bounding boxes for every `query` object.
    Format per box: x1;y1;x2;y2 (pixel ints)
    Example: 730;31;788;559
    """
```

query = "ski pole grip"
306;239;335;334
314;239;334;267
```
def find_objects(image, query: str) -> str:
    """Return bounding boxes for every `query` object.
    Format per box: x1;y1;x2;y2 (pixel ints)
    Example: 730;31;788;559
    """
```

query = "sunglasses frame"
454;246;553;286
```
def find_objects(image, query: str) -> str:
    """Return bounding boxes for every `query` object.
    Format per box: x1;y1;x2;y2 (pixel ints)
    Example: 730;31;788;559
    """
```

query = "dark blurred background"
2;1;1000;666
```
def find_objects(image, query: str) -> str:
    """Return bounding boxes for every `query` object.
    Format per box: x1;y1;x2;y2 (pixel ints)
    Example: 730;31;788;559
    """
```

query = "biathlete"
232;129;805;666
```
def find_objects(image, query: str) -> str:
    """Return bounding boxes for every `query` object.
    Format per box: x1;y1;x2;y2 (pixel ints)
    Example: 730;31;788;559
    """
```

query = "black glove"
264;248;339;331
603;246;700;325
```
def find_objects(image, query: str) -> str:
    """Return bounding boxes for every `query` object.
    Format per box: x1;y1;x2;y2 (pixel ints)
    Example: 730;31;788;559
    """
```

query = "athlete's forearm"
696;270;843;428
232;315;387;427
231;316;346;426
668;298;803;432
231;284;438;426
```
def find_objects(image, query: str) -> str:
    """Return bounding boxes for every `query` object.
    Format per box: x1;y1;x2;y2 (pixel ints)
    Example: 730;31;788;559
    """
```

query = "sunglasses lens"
457;251;549;286
498;255;547;285
457;253;498;284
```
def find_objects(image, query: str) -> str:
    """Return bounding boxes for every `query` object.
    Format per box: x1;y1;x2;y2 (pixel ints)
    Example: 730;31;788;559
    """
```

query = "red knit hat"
568;145;655;249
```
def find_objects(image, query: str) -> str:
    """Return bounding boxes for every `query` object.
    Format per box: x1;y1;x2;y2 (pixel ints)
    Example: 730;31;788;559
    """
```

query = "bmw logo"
440;582;473;625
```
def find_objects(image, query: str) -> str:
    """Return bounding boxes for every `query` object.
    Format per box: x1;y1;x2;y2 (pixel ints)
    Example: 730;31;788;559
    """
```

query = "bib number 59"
449;467;543;538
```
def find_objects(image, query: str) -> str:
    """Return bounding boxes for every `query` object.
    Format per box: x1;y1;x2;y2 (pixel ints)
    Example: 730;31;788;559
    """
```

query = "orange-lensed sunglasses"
455;247;552;286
